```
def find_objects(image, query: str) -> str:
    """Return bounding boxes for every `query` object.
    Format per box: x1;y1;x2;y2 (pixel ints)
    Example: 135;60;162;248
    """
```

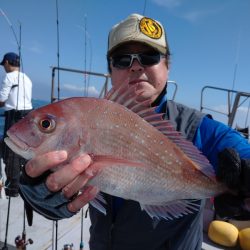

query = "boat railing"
50;66;111;103
50;66;178;102
200;85;250;139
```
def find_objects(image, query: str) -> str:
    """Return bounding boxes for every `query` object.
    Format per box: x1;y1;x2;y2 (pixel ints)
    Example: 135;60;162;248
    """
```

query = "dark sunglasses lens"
139;53;160;66
112;55;131;68
112;52;162;68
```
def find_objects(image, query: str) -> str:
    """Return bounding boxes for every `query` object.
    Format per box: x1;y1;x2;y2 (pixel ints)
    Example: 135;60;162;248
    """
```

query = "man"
0;52;33;197
19;14;250;249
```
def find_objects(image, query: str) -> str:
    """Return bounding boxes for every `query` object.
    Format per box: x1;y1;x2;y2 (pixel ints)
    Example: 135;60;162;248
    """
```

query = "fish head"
4;98;90;160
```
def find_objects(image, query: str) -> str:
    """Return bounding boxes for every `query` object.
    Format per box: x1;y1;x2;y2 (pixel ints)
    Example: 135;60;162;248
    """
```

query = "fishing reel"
15;235;33;249
62;243;74;250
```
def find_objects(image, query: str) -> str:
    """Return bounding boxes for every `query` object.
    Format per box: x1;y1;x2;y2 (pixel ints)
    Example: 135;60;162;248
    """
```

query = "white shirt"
0;70;33;111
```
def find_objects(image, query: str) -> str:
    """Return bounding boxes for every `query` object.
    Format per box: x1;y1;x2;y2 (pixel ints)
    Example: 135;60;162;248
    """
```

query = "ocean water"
0;99;49;138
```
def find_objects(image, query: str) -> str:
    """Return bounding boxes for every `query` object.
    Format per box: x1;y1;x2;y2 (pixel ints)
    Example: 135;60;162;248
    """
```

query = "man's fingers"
46;154;92;192
25;151;68;178
67;186;99;213
62;165;98;198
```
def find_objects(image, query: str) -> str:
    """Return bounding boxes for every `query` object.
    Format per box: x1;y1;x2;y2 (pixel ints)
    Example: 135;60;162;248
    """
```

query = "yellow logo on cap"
139;17;162;39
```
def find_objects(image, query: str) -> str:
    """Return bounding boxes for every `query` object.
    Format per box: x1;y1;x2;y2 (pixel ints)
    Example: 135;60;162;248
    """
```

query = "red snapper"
4;84;226;220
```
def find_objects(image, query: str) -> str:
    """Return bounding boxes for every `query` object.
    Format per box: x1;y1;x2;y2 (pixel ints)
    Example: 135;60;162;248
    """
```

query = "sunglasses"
110;52;165;69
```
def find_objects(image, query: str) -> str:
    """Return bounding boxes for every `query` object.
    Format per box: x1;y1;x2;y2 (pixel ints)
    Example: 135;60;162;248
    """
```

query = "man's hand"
20;151;98;220
215;148;250;219
217;148;241;190
217;148;250;195
240;158;250;196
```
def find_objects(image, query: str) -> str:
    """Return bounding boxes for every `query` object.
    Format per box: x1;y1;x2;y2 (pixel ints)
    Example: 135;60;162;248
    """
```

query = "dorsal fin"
105;83;216;181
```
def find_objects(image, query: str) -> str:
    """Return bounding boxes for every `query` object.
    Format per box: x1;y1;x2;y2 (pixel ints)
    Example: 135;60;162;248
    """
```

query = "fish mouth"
4;132;34;160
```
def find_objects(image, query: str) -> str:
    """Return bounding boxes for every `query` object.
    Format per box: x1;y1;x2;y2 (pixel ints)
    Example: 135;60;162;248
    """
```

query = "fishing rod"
1;197;11;250
52;221;55;250
55;220;58;250
0;8;20;48
14;205;33;249
79;208;84;250
51;220;59;250
50;1;60;248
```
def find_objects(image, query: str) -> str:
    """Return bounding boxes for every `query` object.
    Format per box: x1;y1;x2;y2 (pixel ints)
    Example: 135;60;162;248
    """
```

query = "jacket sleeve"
193;116;250;173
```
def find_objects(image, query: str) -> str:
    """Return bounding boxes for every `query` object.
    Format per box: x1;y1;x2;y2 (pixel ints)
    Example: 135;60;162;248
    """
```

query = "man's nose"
129;58;143;71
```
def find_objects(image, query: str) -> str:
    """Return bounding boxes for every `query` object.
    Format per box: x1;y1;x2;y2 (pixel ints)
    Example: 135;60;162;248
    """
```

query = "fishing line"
56;0;61;100
0;9;22;110
83;15;93;97
245;99;250;128
84;15;87;97
77;22;93;97
0;8;20;48
142;0;147;15
86;30;93;96
230;28;242;109
0;9;28;112
16;22;22;111
18;22;28;112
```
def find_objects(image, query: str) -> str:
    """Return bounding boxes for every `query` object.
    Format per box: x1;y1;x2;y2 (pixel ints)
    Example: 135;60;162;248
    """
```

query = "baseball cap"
0;52;20;66
108;13;169;56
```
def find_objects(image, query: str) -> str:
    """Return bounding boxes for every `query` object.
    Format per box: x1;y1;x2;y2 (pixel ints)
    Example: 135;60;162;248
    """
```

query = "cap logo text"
139;17;162;39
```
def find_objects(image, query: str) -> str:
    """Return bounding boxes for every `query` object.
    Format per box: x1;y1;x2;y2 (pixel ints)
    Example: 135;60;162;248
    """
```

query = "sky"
0;0;250;128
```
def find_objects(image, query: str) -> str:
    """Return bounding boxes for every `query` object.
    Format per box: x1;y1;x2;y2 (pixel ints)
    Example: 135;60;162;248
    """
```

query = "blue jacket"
195;116;250;171
156;91;250;172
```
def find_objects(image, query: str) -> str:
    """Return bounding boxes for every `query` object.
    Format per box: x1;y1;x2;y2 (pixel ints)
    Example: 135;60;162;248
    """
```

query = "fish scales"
84;100;221;202
4;84;227;220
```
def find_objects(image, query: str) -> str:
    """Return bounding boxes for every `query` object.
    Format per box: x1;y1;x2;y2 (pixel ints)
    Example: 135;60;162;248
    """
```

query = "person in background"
0;52;33;197
18;14;250;249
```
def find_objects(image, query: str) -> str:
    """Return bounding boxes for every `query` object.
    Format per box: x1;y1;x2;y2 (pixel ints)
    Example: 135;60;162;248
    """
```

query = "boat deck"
0;194;243;250
0;160;243;250
0;195;90;250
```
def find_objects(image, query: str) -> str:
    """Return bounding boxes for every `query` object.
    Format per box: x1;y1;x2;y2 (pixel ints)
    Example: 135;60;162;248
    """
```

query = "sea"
0;99;49;138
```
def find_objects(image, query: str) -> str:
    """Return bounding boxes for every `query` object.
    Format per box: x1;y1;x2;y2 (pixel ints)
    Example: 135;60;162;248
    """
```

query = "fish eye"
39;116;56;133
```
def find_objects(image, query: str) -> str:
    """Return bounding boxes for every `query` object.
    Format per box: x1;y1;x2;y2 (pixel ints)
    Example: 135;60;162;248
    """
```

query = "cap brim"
108;40;166;56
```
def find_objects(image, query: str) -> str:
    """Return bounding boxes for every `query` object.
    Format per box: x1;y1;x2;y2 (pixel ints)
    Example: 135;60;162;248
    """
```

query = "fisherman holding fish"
4;14;250;249
0;52;33;197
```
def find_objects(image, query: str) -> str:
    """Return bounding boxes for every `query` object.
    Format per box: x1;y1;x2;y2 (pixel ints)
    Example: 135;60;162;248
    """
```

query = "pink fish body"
5;85;226;219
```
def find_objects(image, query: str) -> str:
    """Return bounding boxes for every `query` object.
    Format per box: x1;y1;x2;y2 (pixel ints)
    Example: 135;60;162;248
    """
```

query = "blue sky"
0;0;250;127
